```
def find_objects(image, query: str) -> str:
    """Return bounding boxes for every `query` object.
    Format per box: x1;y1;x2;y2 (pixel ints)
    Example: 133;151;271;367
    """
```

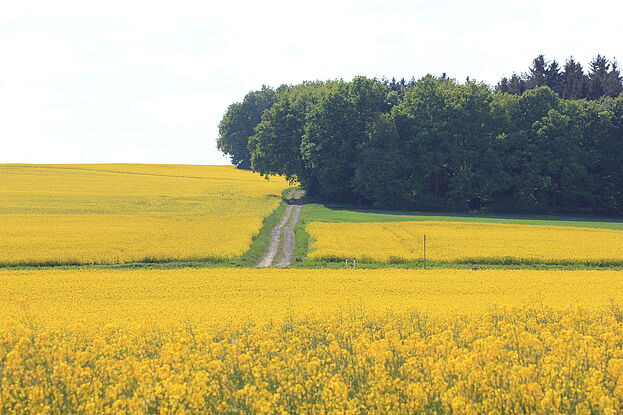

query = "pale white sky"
1;0;621;164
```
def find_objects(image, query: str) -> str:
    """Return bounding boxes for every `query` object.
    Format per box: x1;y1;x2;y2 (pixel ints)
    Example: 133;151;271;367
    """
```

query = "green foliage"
299;202;623;230
221;74;623;216
217;86;276;169
391;77;496;210
498;54;623;100
300;77;388;202
250;82;327;190
526;55;549;89
562;57;587;100
352;113;413;208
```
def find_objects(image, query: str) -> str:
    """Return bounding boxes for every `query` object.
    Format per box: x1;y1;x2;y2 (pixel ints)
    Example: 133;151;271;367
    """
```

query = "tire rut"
276;204;302;267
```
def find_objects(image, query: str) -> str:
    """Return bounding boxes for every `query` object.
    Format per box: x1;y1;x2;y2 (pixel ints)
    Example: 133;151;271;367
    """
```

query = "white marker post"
353;258;356;269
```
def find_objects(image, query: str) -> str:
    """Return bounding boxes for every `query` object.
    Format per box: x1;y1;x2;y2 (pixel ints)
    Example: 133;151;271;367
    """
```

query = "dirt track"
257;190;303;268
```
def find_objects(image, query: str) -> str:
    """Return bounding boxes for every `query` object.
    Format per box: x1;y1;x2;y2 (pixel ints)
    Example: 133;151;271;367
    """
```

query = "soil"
257;190;304;268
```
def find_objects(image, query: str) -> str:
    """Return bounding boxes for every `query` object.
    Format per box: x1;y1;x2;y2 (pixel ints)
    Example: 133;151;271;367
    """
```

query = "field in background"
307;220;623;265
0;164;288;265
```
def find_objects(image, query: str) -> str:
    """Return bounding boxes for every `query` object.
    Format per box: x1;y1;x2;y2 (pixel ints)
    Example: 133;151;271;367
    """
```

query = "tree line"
218;69;623;215
496;54;623;100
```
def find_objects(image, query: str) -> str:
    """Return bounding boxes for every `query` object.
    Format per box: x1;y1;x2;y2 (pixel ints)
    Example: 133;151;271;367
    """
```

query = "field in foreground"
306;221;623;265
0;164;288;265
2;268;623;414
3;309;623;414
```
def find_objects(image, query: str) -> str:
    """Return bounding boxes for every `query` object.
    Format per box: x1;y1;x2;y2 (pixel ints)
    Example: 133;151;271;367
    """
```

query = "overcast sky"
1;0;621;165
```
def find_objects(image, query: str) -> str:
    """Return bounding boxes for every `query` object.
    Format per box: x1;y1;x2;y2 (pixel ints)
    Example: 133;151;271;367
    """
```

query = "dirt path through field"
257;190;304;267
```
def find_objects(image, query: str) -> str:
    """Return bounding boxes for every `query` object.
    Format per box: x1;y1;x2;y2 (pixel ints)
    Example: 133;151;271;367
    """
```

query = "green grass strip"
302;203;623;230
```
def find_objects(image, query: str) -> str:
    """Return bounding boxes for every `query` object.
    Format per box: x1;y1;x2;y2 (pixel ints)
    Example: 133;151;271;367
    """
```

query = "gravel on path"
257;190;304;268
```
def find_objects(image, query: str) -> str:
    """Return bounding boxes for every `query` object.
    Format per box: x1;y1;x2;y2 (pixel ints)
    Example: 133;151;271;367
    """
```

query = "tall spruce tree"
508;73;527;95
562;57;587;99
496;77;511;94
526;55;549;89
588;55;611;99
605;61;623;97
545;59;564;96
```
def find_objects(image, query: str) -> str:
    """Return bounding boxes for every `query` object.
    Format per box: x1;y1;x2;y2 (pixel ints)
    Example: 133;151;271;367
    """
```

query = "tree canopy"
217;86;276;169
496;54;622;100
217;57;623;215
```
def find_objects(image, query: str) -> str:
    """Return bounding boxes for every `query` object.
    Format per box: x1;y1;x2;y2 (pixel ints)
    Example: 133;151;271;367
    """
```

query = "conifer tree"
496;77;511;94
545;60;564;96
388;77;400;92
605;60;623;97
588;55;610;99
526;55;548;89
562;57;587;99
508;73;527;95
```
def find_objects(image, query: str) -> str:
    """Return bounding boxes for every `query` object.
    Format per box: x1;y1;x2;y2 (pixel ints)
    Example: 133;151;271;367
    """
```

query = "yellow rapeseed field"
0;164;288;265
2;267;623;414
2;268;623;325
307;220;623;264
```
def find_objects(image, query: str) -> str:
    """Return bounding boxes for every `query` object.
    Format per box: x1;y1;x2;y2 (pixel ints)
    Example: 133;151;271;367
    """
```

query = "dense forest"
218;55;623;215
